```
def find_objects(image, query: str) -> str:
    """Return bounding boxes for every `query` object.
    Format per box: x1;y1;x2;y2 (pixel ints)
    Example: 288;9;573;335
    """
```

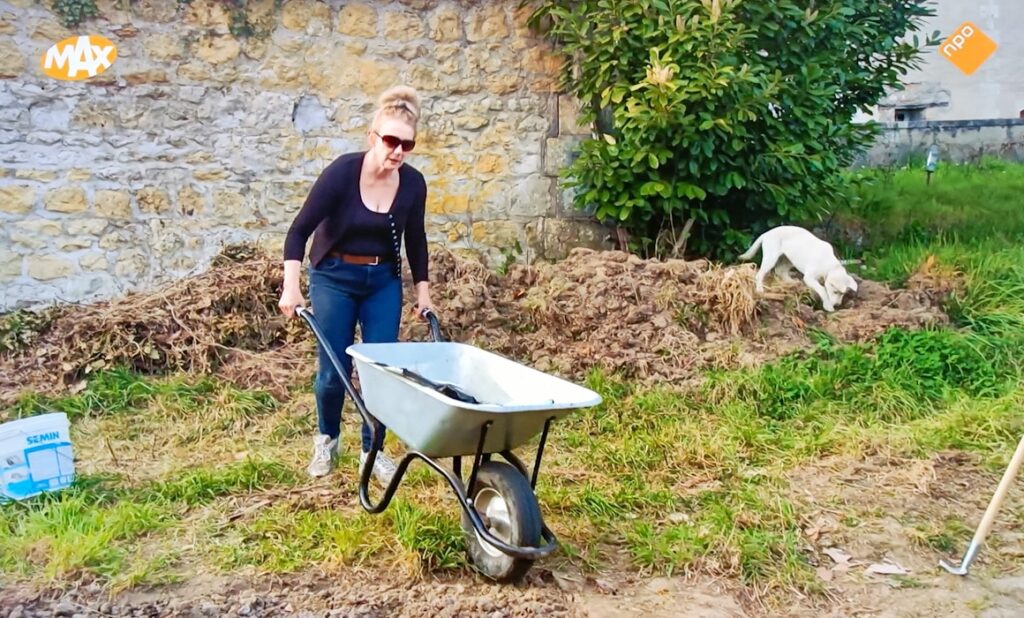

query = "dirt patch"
786;453;1024;617
8;565;1018;617
0;571;581;618
1;246;948;406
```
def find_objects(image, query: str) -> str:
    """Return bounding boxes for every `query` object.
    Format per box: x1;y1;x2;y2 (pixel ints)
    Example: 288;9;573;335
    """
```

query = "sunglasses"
374;130;415;153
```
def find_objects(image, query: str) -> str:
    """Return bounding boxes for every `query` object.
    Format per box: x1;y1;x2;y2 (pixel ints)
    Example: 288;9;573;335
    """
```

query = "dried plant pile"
1;246;310;401
418;248;760;381
2;245;949;403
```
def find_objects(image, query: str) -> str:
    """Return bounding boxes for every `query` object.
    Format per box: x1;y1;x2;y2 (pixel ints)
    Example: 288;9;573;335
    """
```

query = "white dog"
738;226;858;312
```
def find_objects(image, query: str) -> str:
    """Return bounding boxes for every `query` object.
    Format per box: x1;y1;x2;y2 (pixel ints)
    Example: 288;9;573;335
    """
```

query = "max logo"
940;22;997;76
27;431;60;445
41;35;118;81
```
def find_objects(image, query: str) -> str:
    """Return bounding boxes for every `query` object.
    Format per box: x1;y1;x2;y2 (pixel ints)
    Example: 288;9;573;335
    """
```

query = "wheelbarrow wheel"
461;461;542;583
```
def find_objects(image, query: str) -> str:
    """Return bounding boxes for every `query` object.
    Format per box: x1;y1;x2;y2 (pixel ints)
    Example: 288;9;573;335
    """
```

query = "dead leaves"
816;547;912;582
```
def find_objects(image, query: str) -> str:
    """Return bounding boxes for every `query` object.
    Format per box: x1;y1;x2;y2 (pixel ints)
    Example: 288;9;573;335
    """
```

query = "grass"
0;458;300;583
219;504;387;572
838;157;1024;249
2;159;1024;598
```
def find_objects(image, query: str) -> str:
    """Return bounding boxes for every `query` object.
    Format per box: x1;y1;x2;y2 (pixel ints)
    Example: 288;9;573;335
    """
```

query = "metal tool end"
939;541;981;576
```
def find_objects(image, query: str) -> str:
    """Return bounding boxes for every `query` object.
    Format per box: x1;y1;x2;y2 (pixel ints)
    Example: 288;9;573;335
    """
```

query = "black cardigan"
283;152;429;283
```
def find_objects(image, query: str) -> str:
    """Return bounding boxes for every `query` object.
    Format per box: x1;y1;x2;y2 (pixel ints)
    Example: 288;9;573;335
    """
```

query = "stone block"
281;0;331;33
136;187;170;214
475;153;508;176
28;255;74;281
544;136;582;177
114;250;149;278
467;5;509;41
9;229;47;249
58;237;93;250
13;170;56;182
213;189;246;219
0;248;20;281
94;190;132;219
80;252;109;272
472;121;515;149
183;0;232;32
178;185;206;216
383;11;424;41
0;13;17;36
471;220;520;247
132;0;176;22
337;3;377;37
526;218;606;260
428;7;461;42
0;185;35;214
30;19;71;41
194;169;230;181
44;187;87;214
65;218;108;236
558;95;590;135
13;219;62;237
100;227;140;251
510;176;554;217
195;34;241;65
0;41;25;79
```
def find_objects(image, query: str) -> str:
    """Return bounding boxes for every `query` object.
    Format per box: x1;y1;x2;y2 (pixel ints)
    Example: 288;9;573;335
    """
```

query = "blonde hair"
373;86;421;132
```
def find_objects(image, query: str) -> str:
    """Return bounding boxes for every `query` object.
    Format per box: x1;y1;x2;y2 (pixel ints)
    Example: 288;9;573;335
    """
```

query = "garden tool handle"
970;434;1024;546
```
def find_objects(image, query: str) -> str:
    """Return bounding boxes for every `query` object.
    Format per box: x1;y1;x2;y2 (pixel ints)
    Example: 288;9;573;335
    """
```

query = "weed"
220;505;387;572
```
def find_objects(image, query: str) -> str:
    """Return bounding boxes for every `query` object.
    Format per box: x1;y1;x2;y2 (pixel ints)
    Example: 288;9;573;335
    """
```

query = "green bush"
531;0;939;258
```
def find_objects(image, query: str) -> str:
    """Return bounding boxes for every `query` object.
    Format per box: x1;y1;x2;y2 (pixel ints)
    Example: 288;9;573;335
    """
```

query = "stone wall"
857;118;1024;167
0;0;604;312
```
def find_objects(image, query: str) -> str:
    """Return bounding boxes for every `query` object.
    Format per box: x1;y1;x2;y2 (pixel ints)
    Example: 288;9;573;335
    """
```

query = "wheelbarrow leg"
497;417;555;490
532;417;555;489
467;420;493;496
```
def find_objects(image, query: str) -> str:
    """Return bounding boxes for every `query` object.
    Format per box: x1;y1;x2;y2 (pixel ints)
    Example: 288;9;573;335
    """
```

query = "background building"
865;0;1023;122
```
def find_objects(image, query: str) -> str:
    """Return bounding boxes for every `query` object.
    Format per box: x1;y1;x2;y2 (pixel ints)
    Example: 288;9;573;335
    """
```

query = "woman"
278;86;433;482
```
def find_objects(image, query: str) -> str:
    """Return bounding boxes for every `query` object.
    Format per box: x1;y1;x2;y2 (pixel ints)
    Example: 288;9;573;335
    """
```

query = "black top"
339;199;393;258
283;152;429;283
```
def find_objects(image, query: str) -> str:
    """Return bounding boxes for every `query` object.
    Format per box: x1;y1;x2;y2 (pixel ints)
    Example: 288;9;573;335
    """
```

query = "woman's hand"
278;285;305;318
279;259;305;318
413;281;433;320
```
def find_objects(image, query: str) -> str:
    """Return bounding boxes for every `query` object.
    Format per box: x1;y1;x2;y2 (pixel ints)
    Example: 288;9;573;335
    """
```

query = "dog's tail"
738;232;766;261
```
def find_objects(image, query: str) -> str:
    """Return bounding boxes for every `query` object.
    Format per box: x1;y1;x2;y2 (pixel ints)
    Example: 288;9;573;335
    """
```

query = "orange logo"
940;22;997;75
40;35;117;81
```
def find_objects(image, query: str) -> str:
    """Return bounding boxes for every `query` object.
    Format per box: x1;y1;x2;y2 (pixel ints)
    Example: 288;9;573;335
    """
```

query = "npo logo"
940;21;997;76
40;35;118;81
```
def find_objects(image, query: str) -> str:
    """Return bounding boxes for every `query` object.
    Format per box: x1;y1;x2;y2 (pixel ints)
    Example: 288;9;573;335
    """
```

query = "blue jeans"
308;257;402;453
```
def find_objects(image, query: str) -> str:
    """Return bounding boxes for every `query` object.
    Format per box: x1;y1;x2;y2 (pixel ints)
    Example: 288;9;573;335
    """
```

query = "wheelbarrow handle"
294;306;381;436
420;308;444;342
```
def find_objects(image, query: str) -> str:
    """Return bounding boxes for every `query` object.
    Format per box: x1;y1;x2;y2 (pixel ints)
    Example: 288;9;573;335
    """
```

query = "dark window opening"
895;107;925;122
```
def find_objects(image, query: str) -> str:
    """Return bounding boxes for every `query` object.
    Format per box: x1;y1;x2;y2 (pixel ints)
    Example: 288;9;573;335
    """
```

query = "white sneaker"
307;434;338;478
359;450;398;486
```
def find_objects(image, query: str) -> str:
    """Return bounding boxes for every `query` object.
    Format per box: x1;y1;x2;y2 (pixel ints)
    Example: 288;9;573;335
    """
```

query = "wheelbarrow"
296;307;602;582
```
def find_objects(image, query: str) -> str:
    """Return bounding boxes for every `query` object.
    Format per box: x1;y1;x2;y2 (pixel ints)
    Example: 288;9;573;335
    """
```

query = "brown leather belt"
328;251;388;265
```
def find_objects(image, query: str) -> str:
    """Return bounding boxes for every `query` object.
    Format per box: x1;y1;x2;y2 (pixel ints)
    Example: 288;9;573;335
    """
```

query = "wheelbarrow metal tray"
347;342;602;458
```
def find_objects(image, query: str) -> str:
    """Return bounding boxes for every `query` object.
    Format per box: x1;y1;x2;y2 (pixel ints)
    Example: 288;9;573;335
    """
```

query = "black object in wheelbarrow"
371;362;481;404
